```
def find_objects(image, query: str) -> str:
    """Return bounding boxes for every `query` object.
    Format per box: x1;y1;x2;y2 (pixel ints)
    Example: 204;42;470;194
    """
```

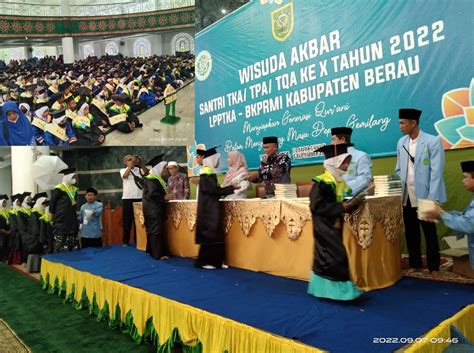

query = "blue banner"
195;0;474;171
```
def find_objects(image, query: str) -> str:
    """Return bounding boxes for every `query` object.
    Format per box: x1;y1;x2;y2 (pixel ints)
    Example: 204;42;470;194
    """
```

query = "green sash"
55;183;78;205
145;173;168;191
313;170;351;202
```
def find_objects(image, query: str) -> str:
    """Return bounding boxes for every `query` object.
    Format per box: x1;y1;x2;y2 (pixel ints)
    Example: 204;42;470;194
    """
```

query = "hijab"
323;153;351;182
0;101;34;145
151;161;168;177
203;153;221;170
223;151;248;186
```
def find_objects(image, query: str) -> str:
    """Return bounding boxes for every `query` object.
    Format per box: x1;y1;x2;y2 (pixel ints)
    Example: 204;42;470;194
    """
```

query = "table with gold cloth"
133;196;403;291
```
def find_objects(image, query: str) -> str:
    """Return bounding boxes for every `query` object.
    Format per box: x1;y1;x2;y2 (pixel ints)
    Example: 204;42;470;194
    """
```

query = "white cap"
166;161;178;168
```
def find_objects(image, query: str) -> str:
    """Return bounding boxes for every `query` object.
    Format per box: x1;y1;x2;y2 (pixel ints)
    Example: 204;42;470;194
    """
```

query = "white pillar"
11;146;35;194
62;37;75;64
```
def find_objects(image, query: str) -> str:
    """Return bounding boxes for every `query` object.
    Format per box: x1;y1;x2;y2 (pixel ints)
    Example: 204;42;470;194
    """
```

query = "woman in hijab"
0;101;34;146
195;148;239;269
222;151;250;199
43;110;77;146
32;106;51;145
142;155;171;260
308;144;363;301
71;102;105;146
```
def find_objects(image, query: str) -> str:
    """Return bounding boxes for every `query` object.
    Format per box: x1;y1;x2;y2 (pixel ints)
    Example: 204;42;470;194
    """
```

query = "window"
105;42;119;56
133;38;151;58
171;32;194;54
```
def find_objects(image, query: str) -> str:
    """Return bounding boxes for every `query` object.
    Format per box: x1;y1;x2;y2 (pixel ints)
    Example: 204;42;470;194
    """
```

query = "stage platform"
41;246;474;353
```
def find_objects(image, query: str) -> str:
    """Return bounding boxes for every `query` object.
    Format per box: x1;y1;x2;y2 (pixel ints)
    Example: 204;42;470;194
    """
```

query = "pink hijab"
223;151;248;186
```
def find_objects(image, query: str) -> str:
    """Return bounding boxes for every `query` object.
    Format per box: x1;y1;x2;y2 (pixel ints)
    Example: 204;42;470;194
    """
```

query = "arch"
83;44;95;59
171;32;194;54
32;48;45;59
105;42;119;56
133;38;152;58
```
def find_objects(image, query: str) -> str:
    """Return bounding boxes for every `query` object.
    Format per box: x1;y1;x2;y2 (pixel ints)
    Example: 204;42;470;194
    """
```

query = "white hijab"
21;196;31;209
35;106;49;119
62;173;76;185
203;153;221;169
323;153;351;182
151;161;168;177
33;197;48;210
0;198;7;210
78;103;88;116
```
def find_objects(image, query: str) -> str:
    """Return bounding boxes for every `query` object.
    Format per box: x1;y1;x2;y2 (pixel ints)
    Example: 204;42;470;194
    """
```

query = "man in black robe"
195;147;238;269
143;154;171;260
49;168;79;252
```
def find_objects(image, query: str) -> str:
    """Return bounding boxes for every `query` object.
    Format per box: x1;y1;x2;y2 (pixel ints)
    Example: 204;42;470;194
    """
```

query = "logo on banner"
195;50;213;81
271;2;294;42
260;0;283;4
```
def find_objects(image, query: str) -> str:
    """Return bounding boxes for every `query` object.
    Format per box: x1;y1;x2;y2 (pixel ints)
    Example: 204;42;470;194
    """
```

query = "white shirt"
404;137;418;207
120;167;143;200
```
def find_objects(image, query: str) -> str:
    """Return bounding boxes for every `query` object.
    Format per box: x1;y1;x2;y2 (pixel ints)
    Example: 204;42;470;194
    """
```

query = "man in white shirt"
395;108;446;277
120;155;149;245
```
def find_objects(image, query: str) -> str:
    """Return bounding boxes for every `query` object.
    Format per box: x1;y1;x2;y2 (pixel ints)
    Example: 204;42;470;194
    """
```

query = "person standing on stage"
424;160;474;269
27;192;48;258
17;192;33;265
120;155;149;246
331;127;373;195
7;194;22;264
195;147;239;269
49;168;80;253
39;202;53;254
190;149;206;188
247;136;291;198
223;151;250;199
166;161;190;200
308;144;363;301
0;194;11;263
143;155;171;260
78;188;103;248
395;108;446;277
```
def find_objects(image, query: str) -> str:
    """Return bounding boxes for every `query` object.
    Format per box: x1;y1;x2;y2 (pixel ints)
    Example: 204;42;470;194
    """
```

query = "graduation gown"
0;211;10;261
72;114;105;146
17;208;31;263
27;210;44;255
39;213;53;254
309;179;350;282
195;170;234;267
142;175;169;259
49;185;78;236
7;211;21;264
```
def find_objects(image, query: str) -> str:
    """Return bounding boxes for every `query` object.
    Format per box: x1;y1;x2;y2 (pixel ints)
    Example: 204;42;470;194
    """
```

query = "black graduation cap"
399;108;422;121
50;109;66;120
10;193;21;202
25;84;37;92
37;87;47;95
77;86;91;96
59;81;71;91
111;93;128;103
19;191;32;203
142;78;150;86
146;154;166;167
49;92;64;103
65;95;75;104
8;83;19;91
315;144;349;159
203;147;219;158
331;127;353;136
59;167;76;175
32;192;48;203
262;136;278;145
196;149;206;156
92;87;102;97
461;161;474;173
85;187;98;195
0;194;8;200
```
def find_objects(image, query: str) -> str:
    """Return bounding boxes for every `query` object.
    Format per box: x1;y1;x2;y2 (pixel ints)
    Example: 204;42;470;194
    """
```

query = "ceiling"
195;0;249;32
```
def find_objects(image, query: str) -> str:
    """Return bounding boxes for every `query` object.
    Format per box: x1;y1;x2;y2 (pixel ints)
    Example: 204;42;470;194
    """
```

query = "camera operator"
120;154;149;246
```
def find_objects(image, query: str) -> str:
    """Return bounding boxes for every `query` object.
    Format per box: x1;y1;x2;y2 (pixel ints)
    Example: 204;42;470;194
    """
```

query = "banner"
195;0;474;170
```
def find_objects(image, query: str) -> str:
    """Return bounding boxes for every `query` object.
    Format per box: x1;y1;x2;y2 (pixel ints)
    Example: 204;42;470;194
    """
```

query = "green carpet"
0;264;156;353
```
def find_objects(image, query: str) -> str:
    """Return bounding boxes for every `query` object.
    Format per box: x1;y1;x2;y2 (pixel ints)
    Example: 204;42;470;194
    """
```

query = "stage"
41;246;474;353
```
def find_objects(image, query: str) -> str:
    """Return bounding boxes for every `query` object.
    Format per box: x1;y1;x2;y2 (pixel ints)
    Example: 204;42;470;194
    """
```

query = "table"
133;197;403;291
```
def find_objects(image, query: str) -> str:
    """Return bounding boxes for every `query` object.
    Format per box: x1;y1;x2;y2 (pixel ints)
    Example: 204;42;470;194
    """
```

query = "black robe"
17;210;31;263
195;173;234;267
72;116;105;146
309;181;350;282
49;188;78;236
0;213;10;261
40;217;53;254
142;177;169;259
7;212;21;264
26;211;44;255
